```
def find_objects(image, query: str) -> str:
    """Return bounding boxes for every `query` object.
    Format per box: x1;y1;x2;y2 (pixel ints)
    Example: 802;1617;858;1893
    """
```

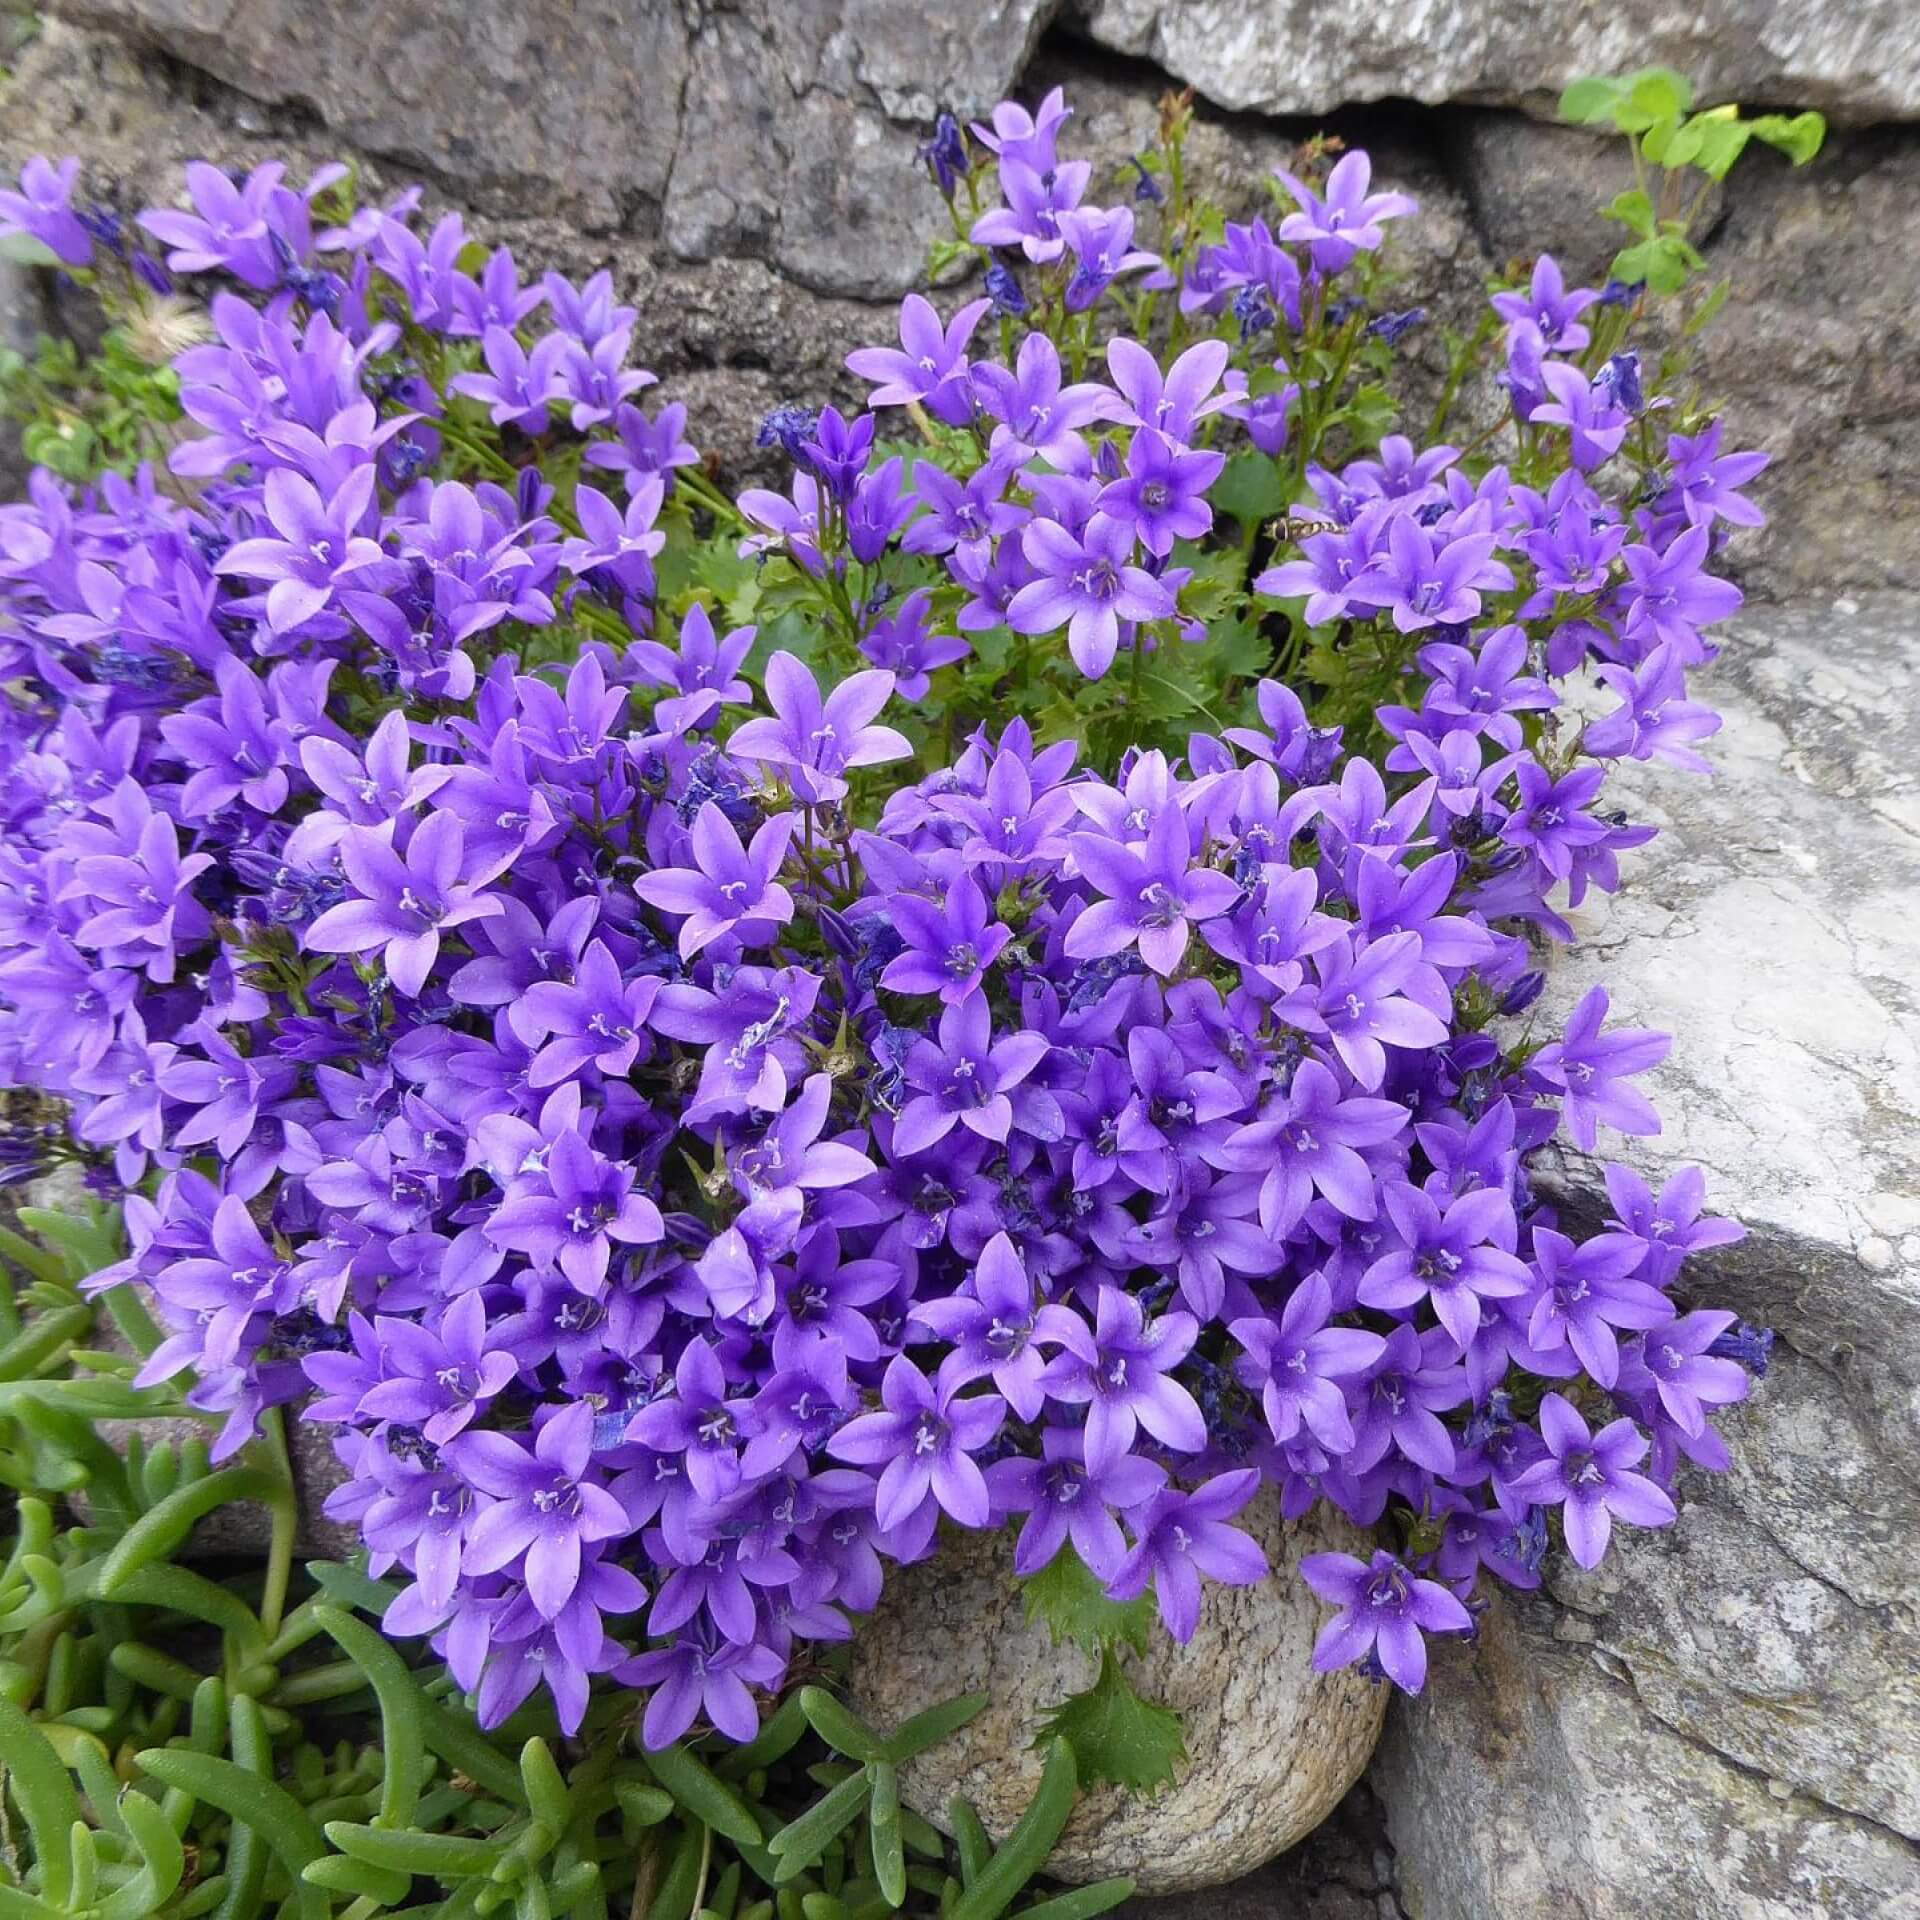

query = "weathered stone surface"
846;1491;1388;1894
1376;597;1920;1918
1375;1589;1920;1920
1070;0;1920;123
47;0;1056;293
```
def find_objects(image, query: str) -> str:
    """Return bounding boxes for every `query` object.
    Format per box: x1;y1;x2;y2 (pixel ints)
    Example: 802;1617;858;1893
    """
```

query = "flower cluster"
0;88;1770;1744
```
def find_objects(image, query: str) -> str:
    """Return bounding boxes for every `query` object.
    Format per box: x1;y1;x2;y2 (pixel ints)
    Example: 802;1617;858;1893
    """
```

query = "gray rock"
1070;0;1920;123
49;0;1054;294
845;1491;1389;1894
1378;596;1920;1918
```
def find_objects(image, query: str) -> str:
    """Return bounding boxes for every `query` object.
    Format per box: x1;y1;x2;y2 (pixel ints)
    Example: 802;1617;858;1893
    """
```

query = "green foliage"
0;1216;1129;1918
0;327;183;485
1032;1653;1185;1797
1559;67;1826;292
1017;1547;1153;1658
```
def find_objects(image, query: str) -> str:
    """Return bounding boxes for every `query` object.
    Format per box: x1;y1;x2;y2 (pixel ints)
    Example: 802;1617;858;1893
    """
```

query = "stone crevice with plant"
0;63;1811;1914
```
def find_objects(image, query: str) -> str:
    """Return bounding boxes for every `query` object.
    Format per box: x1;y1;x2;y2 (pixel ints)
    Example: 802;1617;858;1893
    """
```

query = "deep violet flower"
1301;1548;1472;1690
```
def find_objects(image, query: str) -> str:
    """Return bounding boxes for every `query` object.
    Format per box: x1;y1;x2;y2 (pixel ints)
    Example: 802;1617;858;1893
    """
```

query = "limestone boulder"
845;1491;1389;1894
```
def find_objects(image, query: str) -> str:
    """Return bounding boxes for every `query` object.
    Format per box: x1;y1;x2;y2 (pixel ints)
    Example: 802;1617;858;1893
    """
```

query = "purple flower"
632;804;797;957
1620;1310;1752;1438
449;1403;628;1617
483;1128;666;1295
0;155;93;266
1358;1184;1532;1348
827;1354;1006;1530
1097;429;1225;557
892;992;1051;1156
631;602;755;736
1352;516;1511;635
845;294;990;428
303;814;504;997
624;1629;786;1750
1523;1227;1673;1389
214;466;386;633
727;652;912;805
909;1231;1080;1420
987;1427;1166;1579
971;334;1114;466
1658;419;1770;529
625;1339;753;1502
880;877;1011;1003
1600;1162;1744;1287
1064;806;1240;976
1104;337;1231;444
1530;986;1669;1150
1619;523;1744;655
1008;511;1177;680
1509;1392;1677;1566
1041;1286;1205;1474
858;588;970;699
357;1292;521;1444
1105;1470;1268;1642
1301;1549;1471;1690
1584;643;1722;772
1491;254;1599;352
513;938;664;1085
1273;151;1417;273
1231;1271;1386;1451
1529;363;1630;472
1057;204;1159;311
1220;1058;1406;1236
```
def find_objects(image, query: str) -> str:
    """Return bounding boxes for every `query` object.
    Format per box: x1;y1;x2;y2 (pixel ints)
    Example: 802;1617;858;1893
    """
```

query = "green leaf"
0;231;59;267
1009;1882;1137;1920
641;1743;764;1851
797;1686;887;1764
0;1698;83;1905
766;1769;870;1880
885;1692;988;1762
312;1604;430;1828
136;1744;327;1920
1638;114;1683;164
1687;116;1753;179
1210;449;1285;527
1018;1543;1154;1656
1684;277;1733;336
1621;67;1693;130
1600;189;1656;238
950;1739;1076;1920
1031;1652;1186;1796
1750;110;1827;165
1557;74;1627;125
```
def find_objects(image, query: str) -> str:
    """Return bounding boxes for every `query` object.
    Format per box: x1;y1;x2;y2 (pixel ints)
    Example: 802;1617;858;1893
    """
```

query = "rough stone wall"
3;6;1919;1917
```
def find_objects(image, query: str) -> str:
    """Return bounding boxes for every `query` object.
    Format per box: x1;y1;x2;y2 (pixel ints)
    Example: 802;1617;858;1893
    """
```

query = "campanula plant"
0;65;1810;1776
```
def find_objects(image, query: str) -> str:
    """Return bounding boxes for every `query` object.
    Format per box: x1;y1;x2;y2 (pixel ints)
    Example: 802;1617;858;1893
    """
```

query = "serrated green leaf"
1017;1543;1154;1656
1031;1652;1185;1796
